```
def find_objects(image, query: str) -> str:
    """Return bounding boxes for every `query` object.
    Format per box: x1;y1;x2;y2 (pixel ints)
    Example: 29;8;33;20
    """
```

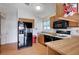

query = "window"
43;19;50;30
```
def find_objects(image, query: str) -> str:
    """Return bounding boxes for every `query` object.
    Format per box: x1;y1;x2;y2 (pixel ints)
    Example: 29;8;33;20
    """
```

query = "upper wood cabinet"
58;13;79;27
18;18;34;28
63;13;79;22
50;3;64;28
50;17;79;28
50;3;79;28
69;21;78;27
50;16;56;28
56;3;64;17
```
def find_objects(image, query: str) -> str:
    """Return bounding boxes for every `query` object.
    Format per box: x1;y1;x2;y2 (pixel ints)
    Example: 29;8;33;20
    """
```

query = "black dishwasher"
44;35;52;42
53;37;62;41
44;35;62;42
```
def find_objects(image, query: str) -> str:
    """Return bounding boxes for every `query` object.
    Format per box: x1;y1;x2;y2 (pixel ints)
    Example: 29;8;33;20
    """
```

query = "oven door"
53;20;69;29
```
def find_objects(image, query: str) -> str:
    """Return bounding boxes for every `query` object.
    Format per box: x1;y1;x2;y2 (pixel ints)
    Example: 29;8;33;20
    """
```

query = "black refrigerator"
18;21;32;49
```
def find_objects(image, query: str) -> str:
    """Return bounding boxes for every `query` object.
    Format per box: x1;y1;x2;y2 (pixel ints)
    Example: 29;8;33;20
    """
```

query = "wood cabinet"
69;21;78;27
50;17;79;28
56;3;64;17
38;34;53;44
18;18;34;28
38;34;44;44
45;36;79;55
58;14;79;27
50;3;64;28
50;4;79;28
50;16;56;28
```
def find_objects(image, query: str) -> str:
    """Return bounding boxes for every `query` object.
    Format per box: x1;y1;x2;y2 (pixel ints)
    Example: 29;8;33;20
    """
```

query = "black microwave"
53;20;69;29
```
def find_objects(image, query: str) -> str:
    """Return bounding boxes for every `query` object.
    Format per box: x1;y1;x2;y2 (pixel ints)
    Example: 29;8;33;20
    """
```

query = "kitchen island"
45;36;79;55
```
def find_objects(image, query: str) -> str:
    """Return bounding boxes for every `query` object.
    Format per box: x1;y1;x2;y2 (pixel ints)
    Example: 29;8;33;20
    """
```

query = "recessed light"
36;6;41;10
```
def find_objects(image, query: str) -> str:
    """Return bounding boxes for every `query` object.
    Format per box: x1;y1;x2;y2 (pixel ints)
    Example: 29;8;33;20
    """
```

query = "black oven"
53;20;69;29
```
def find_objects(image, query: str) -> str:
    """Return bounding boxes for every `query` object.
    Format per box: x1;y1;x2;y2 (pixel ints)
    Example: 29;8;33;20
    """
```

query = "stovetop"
41;32;71;38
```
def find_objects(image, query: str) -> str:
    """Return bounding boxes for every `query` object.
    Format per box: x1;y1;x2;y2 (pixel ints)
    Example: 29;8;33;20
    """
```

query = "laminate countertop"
40;32;71;38
45;36;79;55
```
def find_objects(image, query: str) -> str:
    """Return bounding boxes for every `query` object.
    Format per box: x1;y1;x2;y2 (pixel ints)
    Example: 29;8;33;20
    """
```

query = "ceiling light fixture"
36;6;41;10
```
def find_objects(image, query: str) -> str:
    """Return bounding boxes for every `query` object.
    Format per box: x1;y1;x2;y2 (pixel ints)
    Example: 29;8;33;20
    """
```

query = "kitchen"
38;3;79;55
0;3;79;55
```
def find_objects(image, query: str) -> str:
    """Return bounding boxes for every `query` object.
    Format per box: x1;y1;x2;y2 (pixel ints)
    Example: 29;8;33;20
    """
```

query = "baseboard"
1;42;17;46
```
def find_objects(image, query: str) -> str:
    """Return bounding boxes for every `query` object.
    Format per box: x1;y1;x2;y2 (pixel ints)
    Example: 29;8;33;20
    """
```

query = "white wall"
0;4;18;44
70;27;79;36
54;27;79;36
33;17;43;36
0;4;34;45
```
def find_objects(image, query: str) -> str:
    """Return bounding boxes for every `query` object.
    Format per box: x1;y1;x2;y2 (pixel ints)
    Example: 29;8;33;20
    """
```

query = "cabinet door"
56;3;64;17
50;16;56;28
38;35;44;44
69;21;78;27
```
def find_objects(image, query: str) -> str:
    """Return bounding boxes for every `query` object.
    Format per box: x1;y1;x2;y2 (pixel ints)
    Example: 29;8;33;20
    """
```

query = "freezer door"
18;34;24;47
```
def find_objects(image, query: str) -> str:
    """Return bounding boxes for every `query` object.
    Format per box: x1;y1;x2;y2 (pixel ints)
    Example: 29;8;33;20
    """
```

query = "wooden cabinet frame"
18;18;34;28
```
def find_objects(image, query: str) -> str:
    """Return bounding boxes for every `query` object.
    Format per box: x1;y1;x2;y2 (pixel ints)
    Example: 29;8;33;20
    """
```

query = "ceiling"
24;3;56;18
0;3;56;18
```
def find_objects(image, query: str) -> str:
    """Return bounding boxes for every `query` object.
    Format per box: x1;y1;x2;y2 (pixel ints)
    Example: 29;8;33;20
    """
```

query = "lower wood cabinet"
38;34;45;44
38;34;61;55
38;34;62;44
38;35;52;44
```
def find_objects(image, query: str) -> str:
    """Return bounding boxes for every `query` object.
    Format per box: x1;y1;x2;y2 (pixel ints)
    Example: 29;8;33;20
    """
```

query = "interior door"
1;14;7;45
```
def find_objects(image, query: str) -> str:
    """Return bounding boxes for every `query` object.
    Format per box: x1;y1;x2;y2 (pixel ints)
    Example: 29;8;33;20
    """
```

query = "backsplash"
70;27;79;36
34;27;79;36
42;29;56;33
54;27;79;36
